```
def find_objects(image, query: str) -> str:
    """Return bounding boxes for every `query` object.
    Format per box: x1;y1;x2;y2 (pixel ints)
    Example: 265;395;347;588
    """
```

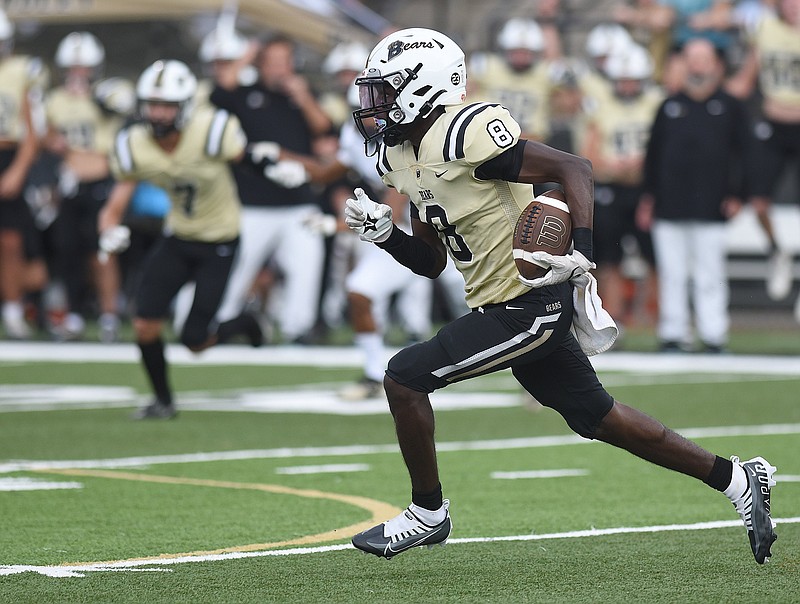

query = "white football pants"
217;204;325;339
651;219;729;346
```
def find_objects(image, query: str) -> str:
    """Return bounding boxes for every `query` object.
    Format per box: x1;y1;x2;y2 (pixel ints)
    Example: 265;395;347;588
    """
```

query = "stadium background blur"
2;0;798;346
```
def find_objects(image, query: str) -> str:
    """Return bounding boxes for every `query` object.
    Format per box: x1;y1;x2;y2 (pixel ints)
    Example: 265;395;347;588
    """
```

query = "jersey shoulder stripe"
205;109;231;157
114;127;135;174
376;143;392;177
443;102;498;161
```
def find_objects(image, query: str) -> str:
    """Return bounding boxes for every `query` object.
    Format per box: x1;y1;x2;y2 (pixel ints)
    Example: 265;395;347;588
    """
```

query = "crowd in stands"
0;1;797;371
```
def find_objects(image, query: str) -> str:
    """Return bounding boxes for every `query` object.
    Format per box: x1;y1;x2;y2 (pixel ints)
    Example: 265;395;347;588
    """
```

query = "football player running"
98;60;292;419
346;28;777;564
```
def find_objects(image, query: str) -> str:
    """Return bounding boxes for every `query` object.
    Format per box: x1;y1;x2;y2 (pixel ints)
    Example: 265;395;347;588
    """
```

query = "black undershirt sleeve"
474;140;525;181
375;226;440;278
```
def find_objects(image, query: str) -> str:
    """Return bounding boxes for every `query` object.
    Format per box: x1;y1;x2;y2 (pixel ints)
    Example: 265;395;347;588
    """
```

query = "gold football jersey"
46;86;123;155
0;55;42;142
111;106;245;242
588;87;663;181
469;53;552;141
752;14;800;108
380;102;535;308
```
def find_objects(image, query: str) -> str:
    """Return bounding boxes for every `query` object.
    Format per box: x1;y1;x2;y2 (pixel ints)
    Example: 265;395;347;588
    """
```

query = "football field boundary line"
3;421;800;474
3;517;798;578
2;342;800;375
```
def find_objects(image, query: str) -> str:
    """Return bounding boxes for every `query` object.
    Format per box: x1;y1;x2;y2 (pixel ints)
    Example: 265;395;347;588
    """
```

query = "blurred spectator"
726;0;798;308
469;18;552;141
580;44;663;331
0;9;45;339
638;38;752;352
613;0;676;83
208;35;332;344
44;34;131;342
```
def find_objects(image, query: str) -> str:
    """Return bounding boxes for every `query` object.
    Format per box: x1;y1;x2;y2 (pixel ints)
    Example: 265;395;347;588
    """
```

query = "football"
512;189;572;280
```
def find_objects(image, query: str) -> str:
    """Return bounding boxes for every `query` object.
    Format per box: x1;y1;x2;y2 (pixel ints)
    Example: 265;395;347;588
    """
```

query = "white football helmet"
604;44;653;81
585;23;633;59
93;77;136;116
136;60;197;137
55;32;105;68
199;27;248;62
353;27;467;149
0;9;14;56
323;41;369;74
497;18;544;52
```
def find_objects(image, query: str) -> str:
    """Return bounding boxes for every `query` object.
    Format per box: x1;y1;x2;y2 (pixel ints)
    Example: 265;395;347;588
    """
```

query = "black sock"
704;455;733;492
138;339;172;405
412;483;443;511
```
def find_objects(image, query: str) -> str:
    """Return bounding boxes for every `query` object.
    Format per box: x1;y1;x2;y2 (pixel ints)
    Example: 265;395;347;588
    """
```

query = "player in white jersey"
299;81;437;400
345;28;776;564
728;0;800;314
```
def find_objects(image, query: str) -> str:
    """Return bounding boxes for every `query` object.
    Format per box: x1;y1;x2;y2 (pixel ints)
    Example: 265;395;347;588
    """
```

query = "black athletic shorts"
136;235;239;323
386;282;615;439
0;148;31;231
593;183;655;266
749;119;800;199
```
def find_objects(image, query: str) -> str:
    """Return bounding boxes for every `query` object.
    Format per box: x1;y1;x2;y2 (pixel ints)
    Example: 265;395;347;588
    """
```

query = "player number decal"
173;182;198;216
486;119;514;148
424;204;473;262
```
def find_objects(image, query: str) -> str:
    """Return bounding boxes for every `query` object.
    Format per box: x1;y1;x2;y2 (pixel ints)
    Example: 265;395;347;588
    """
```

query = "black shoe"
217;312;264;348
701;342;727;354
339;377;383;401
352;500;451;559
132;400;177;420
659;340;688;353
730;456;777;564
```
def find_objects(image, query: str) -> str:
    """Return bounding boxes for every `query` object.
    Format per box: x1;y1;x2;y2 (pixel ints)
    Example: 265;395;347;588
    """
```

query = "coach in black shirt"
637;37;752;353
210;35;332;343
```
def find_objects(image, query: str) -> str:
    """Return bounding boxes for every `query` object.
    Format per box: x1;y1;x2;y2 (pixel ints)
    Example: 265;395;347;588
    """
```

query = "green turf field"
1;343;798;603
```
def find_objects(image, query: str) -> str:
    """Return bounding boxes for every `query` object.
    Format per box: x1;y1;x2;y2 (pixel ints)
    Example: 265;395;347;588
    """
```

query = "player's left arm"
477;138;594;261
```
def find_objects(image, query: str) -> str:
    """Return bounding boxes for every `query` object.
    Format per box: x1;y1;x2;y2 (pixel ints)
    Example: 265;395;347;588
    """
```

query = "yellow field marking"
36;468;401;568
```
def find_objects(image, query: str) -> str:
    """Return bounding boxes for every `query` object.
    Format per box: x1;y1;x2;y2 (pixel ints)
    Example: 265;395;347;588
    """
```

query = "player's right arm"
98;180;136;233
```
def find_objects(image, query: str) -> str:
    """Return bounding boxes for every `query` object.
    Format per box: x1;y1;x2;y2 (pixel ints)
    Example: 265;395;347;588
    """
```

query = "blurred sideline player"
344;27;776;565
98;60;284;418
580;44;662;330
727;0;799;317
0;9;44;339
469;18;552;142
300;82;435;399
319;41;372;130
43;32;128;342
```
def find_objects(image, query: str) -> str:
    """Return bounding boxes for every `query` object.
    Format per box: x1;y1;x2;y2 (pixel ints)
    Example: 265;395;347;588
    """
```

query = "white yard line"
2;422;799;474
2;516;798;578
1;342;800;375
491;469;589;479
274;464;371;475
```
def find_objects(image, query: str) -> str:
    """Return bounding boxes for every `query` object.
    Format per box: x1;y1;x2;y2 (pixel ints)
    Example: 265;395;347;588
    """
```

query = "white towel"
570;273;618;356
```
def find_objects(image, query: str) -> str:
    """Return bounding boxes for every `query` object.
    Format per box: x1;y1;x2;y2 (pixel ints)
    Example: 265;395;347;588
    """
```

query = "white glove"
263;160;308;189
302;211;337;236
518;250;595;288
248;141;280;164
344;187;393;243
98;225;131;264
